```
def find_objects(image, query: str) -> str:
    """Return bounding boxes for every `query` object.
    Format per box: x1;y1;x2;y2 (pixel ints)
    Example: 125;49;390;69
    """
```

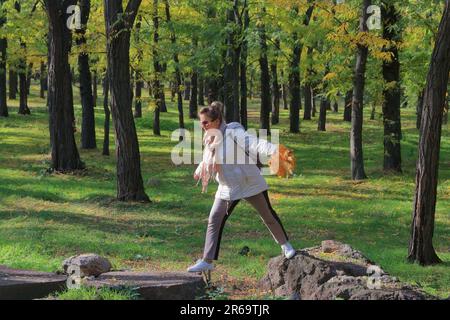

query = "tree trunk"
18;58;30;115
152;0;161;135
134;15;143;118
223;0;240;123
165;0;184;139
350;0;370;180
344;89;352;122
281;70;288;110
189;69;198;119
184;80;190;100
45;0;84;172
289;29;301;133
312;88;317;117
40;60;46;99
134;76;143;118
0;12;7;117
318;98;328;131
77;0;96;149
26;62;32;95
207;78;219;104
104;0;150;202
102;72;110;156
382;1;402;173
288;4;314;133
408;0;450;266
303;46;314;120
333;101;338;113
9;69;17;100
258;8;271;133
416;90;424;130
271;38;280;126
303;86;312;120
92;70;97;108
240;0;249;129
198;76;205;106
189;38;198;119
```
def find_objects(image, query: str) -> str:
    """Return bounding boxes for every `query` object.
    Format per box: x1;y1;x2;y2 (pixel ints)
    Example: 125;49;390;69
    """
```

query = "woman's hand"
194;173;200;181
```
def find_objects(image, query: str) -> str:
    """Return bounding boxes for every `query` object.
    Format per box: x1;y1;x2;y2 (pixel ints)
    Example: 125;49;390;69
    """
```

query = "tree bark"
271;39;281;125
44;0;84;172
189;38;198;119
104;0;150;202
18;53;30;115
289;4;314;133
40;60;46;99
350;0;370;180
198;76;205;106
240;0;249;129
9;69;17;100
416;89;424;130
152;0;161;135
408;0;450;266
165;0;184;138
281;70;288;110
102;72;110;156
0;1;7;117
318;98;328;131
382;1;402;173
223;0;240;123
77;0;96;149
344;89;352;122
134;15;143;118
258;8;271;133
92;70;97;108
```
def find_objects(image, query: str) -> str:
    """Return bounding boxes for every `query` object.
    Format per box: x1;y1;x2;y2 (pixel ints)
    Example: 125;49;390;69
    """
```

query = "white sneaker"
281;242;296;259
187;259;214;273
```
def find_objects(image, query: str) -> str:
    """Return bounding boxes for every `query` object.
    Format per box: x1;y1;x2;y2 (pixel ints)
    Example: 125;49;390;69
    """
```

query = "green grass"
0;83;449;299
52;286;140;300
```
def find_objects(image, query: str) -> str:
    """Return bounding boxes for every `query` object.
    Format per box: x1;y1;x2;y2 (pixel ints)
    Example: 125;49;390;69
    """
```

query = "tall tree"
8;69;17;100
0;0;7;117
77;0;96;149
240;0;249;129
189;37;199;119
152;0;161;135
223;0;240;123
164;0;184;138
382;1;402;173
102;71;110;156
350;0;370;180
134;15;143;118
289;3;314;133
408;0;450;266
258;7;271;133
15;2;30;115
104;0;150;202
39;60;46;99
44;0;84;172
271;38;281;125
303;47;314;120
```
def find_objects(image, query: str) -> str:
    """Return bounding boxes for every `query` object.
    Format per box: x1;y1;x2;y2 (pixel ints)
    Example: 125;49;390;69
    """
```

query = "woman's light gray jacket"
195;121;278;201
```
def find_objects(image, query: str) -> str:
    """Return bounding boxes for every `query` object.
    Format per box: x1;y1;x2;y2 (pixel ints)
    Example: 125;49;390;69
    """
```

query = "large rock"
0;265;67;300
83;271;205;300
260;241;432;300
62;254;112;277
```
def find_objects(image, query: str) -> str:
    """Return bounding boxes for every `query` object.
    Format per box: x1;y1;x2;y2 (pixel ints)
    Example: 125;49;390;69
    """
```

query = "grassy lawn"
0;84;449;299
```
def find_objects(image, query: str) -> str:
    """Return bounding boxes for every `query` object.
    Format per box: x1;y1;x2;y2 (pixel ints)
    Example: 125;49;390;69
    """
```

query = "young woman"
187;102;296;274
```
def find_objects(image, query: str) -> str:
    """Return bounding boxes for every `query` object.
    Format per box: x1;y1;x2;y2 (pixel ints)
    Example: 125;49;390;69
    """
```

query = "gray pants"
203;190;289;261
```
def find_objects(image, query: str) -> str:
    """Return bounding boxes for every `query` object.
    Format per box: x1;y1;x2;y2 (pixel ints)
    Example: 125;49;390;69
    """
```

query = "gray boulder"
62;254;112;277
260;241;431;300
